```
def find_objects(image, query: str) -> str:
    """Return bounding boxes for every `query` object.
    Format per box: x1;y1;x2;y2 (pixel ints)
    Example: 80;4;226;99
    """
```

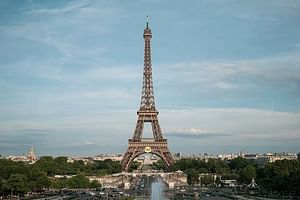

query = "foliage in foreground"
0;158;120;196
0;156;299;196
169;157;300;195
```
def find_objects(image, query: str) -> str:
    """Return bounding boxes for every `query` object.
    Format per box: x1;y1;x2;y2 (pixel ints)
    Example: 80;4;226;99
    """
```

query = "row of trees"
168;157;300;195
1;156;299;196
152;156;300;195
51;174;101;189
0;157;121;196
167;157;255;184
34;156;122;176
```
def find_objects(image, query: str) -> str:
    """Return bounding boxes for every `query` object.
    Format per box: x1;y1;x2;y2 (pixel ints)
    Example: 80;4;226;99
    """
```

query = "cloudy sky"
0;0;299;156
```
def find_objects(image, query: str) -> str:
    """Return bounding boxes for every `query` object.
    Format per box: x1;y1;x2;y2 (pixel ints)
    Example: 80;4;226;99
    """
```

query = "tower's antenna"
146;15;149;28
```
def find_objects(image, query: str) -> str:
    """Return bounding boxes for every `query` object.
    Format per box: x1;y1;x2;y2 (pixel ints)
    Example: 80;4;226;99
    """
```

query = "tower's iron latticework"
121;21;175;172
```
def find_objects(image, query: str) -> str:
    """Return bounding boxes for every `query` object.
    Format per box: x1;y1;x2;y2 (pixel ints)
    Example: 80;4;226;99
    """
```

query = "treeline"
34;156;121;176
1;156;299;196
166;157;300;195
0;157;121;196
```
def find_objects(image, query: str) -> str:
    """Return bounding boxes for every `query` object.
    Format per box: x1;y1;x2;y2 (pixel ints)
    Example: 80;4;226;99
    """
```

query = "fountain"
151;177;167;200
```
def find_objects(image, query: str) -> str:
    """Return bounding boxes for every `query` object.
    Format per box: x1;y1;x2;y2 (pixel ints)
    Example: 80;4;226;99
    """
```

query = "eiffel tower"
121;20;175;172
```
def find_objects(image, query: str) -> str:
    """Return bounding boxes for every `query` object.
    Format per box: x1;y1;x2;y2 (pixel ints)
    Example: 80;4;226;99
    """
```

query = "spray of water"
151;177;166;200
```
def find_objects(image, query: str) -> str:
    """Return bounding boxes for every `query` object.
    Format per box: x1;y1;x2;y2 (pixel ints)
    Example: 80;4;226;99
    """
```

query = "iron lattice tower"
121;21;175;172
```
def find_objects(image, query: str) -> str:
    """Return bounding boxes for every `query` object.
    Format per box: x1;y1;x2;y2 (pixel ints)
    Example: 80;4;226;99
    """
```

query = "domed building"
27;146;37;163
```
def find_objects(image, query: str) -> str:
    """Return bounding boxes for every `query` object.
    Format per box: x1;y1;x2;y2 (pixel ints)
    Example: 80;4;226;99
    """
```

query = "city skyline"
0;0;300;156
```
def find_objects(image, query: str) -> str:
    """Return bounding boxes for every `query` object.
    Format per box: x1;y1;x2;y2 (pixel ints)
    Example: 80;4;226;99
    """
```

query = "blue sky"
0;0;299;156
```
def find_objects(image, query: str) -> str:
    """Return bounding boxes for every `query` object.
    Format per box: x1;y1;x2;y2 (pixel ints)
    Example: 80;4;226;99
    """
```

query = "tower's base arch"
121;139;174;172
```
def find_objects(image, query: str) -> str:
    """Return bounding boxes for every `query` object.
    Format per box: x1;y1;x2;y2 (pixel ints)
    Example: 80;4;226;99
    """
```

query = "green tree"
90;180;101;188
34;156;58;176
28;167;47;191
239;165;256;184
0;178;9;194
95;159;122;174
152;159;167;170
0;160;30;179
258;159;300;195
289;169;300;194
51;177;68;189
222;173;239;180
29;167;44;180
0;159;12;179
72;160;85;174
67;174;90;189
201;175;214;186
186;169;199;185
215;160;230;174
54;156;68;164
229;157;253;173
54;157;75;175
97;169;107;176
8;174;30;196
36;174;50;190
129;161;140;172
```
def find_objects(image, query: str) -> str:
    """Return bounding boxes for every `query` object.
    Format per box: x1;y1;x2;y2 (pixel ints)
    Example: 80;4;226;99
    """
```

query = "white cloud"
80;89;135;101
165;127;230;139
0;0;123;65
160;108;300;144
78;67;140;82
0;106;299;153
0;22;106;62
157;53;300;94
84;141;95;145
26;0;90;15
213;81;237;89
174;128;208;135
